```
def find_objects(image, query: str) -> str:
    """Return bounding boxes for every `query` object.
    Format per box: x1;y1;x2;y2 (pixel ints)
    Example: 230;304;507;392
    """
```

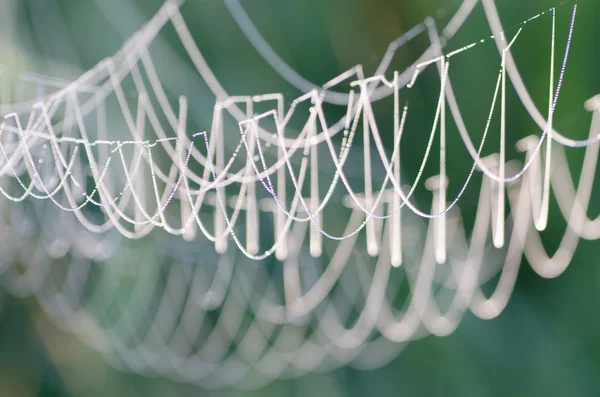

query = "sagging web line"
0;1;583;262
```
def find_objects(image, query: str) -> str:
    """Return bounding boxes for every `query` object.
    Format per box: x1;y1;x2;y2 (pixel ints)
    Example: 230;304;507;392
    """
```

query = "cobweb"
0;0;597;389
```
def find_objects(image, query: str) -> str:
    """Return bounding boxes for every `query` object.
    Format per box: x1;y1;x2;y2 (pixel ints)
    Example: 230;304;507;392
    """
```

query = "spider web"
0;0;597;389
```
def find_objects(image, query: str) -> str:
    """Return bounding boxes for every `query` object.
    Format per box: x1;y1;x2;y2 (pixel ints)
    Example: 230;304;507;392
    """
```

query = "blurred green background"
1;0;600;396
